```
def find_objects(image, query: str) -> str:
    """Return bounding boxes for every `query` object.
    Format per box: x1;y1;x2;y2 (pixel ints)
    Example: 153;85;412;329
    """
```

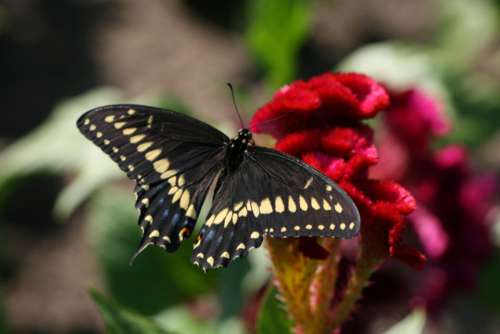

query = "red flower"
251;72;425;269
377;87;497;313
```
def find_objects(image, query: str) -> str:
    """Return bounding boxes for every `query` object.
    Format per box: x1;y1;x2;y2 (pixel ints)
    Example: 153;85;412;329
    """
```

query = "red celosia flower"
250;72;426;269
376;87;497;313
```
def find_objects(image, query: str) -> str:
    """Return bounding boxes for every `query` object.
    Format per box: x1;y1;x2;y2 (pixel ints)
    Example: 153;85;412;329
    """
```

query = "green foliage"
257;286;293;334
87;187;216;315
383;308;426;334
0;88;194;220
0;88;124;219
90;289;172;334
477;252;500;312
246;0;311;88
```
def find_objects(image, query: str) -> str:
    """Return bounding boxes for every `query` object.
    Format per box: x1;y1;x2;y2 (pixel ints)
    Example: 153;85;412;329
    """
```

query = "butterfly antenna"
227;83;245;128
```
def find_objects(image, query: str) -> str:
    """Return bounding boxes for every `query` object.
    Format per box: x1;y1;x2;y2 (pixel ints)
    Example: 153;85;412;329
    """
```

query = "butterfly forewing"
77;104;228;253
192;146;360;270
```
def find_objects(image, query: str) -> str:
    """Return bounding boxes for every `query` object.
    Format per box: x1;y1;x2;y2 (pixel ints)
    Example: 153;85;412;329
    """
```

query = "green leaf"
0;88;194;220
90;289;171;334
383;308;426;334
256;286;293;334
87;187;216;315
0;87;124;220
246;0;311;88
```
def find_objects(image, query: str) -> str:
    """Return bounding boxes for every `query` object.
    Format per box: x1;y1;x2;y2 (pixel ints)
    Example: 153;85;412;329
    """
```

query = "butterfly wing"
192;146;360;271
77;104;228;254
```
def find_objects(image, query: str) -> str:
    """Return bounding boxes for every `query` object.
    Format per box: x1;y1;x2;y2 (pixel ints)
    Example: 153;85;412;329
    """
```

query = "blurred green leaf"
0;88;194;220
155;307;247;334
88;187;216;315
256;286;293;334
383;308;426;334
246;0;311;88
477;251;500;312
0;88;124;220
217;255;250;320
433;0;498;72
90;289;172;334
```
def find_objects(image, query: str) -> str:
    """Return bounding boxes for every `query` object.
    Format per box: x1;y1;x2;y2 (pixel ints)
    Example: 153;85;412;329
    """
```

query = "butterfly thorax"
225;129;252;171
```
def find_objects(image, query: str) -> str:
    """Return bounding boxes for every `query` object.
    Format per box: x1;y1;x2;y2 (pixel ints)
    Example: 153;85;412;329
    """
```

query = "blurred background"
0;0;499;333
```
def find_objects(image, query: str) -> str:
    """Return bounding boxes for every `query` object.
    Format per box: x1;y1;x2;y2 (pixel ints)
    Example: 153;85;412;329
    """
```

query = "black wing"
192;146;360;271
77;104;228;255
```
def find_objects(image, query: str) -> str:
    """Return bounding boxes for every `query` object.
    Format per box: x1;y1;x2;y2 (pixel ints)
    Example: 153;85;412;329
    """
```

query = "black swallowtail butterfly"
77;103;360;271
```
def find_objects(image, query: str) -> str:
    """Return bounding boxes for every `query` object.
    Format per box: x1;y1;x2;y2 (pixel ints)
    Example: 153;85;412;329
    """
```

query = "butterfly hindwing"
77;104;228;253
192;147;360;270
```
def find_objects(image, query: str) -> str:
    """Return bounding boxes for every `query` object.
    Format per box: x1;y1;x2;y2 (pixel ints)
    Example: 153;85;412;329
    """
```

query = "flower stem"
265;238;342;334
330;249;382;330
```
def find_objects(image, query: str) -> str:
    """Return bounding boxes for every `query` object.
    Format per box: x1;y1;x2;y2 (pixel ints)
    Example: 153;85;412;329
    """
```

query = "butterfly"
77;102;360;271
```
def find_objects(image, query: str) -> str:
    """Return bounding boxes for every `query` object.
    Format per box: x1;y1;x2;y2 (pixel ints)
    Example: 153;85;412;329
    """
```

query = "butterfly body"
77;104;360;271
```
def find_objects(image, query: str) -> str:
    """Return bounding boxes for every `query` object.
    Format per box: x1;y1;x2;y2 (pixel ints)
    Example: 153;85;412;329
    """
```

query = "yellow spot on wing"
280;227;287;233
114;121;126;129
275;196;285;213
233;201;244;211
153;159;170;173
259;198;273;214
172;188;183;203
251;201;260;217
288;196;297;213
304;177;313;189
206;257;214;266
123;127;136;135
178;175;185;187
96;131;103;138
186;204;197;219
104;115;114;123
299;195;308;211
149;230;160;238
329;224;335;230
294;225;300;231
334;203;343;213
145;149;162;161
340;223;346;230
167;176;177;187
250;231;260;239
322;199;332;211
236;243;246;250
161;169;177;180
224;211;233;227
305;224;312;230
221;251;230;259
214;208;228;224
180;190;190;210
326;185;333;192
141;198;149;207
138;142;153;152
349;222;356;230
130;134;145;144
145;215;153;224
168;186;178;195
104;139;110;145
84;118;90;125
318;224;325;230
206;214;215;227
238;207;248;217
311;197;320;210
127;108;136;115
196;252;204;259
89;124;96;131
